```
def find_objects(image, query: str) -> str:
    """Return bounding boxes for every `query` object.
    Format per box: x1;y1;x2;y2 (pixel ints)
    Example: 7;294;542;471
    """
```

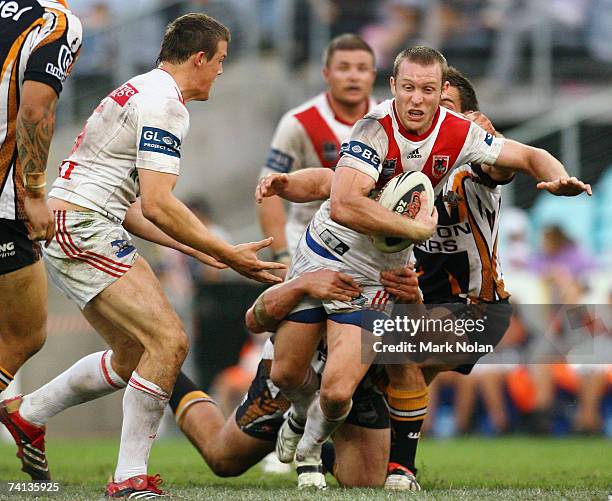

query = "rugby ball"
372;171;435;253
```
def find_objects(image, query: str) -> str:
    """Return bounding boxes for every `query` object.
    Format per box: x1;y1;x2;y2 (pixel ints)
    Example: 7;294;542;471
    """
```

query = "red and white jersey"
308;99;505;283
260;92;376;253
414;164;511;303
49;68;189;222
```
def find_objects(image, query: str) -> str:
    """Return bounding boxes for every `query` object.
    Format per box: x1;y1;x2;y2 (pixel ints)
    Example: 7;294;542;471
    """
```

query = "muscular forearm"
331;194;433;242
258;196;288;253
246;277;307;333
16;99;57;197
283;168;332;202
142;194;233;260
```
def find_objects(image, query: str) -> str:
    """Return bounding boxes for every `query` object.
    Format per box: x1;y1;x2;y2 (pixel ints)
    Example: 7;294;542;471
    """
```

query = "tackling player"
258;46;591;489
258;33;377;272
0;13;284;498
0;0;81;446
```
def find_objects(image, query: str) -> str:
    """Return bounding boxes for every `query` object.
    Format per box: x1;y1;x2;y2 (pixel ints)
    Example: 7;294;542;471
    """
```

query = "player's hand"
302;270;362;302
411;191;438;242
224;237;286;284
380;265;420;303
24;195;54;247
255;173;289;203
192;250;228;269
536;177;592;197
465;111;496;136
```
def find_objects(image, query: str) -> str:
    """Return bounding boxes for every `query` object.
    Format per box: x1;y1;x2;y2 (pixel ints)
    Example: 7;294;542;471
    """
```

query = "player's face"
196;40;228;101
390;60;448;135
323;49;376;106
440;86;463;113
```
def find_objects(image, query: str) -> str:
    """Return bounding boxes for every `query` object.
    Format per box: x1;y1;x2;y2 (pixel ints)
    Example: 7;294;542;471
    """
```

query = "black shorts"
452;299;512;375
235;360;390;442
0;219;40;275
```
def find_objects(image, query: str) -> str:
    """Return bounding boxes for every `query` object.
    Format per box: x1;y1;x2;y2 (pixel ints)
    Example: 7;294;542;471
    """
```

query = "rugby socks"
320;441;336;475
386;386;428;473
296;396;351;460
19;351;127;426
281;366;319;427
114;372;169;482
0;365;14;394
169;371;217;428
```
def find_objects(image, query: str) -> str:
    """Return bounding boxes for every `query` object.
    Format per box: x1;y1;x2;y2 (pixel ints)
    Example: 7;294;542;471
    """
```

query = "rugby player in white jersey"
259;46;591;488
0;0;81;449
258;33;377;271
0;14;285;498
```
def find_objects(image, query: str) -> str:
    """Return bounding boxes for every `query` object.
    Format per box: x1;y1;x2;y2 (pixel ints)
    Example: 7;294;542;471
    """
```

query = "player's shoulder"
40;0;82;32
364;99;393;121
129;70;187;113
276;93;326;127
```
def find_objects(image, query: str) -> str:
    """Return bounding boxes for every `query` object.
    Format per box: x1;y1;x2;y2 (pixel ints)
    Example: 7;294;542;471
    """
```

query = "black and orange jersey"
0;0;81;220
414;163;512;303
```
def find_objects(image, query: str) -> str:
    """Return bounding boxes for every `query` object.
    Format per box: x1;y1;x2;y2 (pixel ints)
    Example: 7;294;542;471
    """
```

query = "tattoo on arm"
16;99;57;176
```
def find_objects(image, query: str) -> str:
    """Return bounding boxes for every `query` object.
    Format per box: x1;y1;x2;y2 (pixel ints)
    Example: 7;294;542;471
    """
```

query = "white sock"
281;367;318;427
296;396;352;461
20;351;127;426
114;372;169;482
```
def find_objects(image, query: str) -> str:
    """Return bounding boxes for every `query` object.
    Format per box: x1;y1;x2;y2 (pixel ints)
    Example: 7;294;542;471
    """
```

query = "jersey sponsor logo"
139;127;181;158
406;148;421;159
0;241;15;259
415;222;472;253
45;44;74;82
109;83;139;107
484;133;494;146
322;141;338;163
344;140;381;170
381;158;397;179
318;228;350;256
432;155;450;178
265;148;294;173
0;1;32;21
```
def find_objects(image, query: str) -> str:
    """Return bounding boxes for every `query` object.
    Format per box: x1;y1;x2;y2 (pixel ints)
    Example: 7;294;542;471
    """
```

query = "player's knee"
161;330;189;368
320;385;353;417
270;362;305;392
209;457;247;478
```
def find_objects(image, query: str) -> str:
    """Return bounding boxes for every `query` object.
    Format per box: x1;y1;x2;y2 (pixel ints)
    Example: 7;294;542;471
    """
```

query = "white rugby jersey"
0;0;82;220
260;92;376;253
307;99;505;283
49;68;189;222
413;164;511;303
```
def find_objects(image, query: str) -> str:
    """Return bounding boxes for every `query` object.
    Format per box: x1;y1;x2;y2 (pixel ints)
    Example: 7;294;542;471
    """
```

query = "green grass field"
0;437;610;500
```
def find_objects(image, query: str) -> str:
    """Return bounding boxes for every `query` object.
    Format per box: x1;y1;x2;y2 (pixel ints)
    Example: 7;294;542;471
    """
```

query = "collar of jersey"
155;67;185;104
392;100;440;142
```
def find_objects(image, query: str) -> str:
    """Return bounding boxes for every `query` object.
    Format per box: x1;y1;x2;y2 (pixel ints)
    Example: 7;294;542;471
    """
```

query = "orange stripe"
0;366;13;379
32;9;67;51
491;237;510;300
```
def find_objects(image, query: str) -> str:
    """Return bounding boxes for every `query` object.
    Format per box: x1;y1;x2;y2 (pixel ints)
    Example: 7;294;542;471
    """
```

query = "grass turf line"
0;437;609;500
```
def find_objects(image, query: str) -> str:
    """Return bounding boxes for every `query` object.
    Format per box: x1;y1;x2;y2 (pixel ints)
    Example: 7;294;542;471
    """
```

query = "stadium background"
2;0;611;447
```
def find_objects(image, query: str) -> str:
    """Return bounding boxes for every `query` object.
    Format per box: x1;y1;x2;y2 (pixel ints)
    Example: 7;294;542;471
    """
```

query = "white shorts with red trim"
43;210;138;309
286;227;394;320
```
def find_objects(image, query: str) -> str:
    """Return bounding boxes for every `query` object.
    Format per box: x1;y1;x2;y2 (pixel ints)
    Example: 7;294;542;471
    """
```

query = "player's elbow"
245;308;265;334
140;194;172;225
329;196;354;227
17;102;50;124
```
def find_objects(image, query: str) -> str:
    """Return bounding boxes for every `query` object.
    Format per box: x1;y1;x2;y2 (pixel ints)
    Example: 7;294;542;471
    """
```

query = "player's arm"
255;168;333;203
123;199;226;269
493;140;592;196
17;81;59;246
258;195;288;259
330;166;437;242
138;169;284;283
245;270;361;333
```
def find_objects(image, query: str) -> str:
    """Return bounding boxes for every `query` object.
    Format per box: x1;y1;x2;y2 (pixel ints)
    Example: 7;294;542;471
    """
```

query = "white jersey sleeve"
260;112;304;177
458;122;505;167
337;118;389;183
135;97;189;175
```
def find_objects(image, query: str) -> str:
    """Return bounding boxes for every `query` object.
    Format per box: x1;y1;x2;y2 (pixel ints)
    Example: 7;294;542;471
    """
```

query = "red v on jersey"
294;106;341;169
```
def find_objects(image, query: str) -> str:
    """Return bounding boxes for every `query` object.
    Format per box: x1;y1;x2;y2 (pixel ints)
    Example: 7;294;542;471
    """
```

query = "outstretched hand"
255;173;289;204
223;237;286;284
536;177;592;197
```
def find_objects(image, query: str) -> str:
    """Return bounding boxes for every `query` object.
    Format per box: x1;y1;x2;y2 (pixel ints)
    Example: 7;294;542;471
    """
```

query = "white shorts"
43;210;138;309
286;226;394;325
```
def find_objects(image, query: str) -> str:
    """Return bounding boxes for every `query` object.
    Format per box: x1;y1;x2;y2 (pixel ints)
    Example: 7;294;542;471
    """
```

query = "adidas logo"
406;148;421;159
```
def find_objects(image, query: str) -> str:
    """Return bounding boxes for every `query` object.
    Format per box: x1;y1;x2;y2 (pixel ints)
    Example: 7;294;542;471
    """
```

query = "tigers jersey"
0;0;82;220
49;68;189;222
307;99;505;283
260;92;376;253
414;164;511;303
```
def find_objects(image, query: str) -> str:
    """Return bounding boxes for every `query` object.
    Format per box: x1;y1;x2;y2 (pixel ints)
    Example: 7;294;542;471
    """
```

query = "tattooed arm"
17;81;58;246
